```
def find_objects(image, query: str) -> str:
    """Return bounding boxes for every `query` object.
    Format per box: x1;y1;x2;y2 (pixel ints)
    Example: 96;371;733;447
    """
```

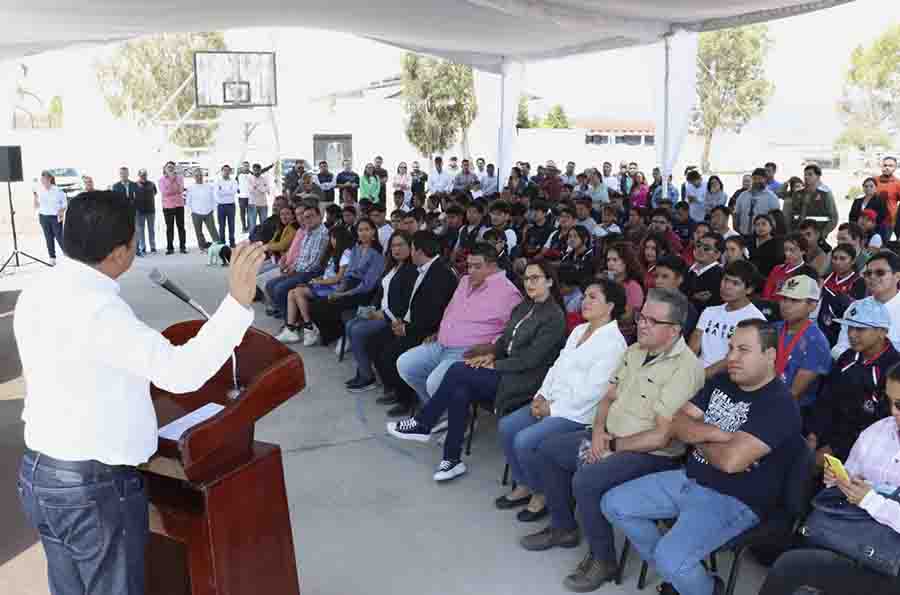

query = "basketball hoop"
194;51;277;109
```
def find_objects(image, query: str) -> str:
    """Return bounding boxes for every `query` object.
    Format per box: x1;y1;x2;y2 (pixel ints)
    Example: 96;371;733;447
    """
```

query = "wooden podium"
141;321;305;595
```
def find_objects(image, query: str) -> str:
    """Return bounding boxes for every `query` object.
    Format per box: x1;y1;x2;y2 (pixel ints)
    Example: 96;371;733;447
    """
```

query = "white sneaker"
334;336;350;356
49;258;56;266
275;328;301;344
303;324;320;347
433;460;467;482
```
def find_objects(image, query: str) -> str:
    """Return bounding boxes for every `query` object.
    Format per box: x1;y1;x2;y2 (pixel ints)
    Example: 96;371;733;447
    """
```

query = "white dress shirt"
186;182;216;215
481;175;499;196
429;169;454;195
237;172;252;198
36;185;67;216
14;259;254;466
214;179;239;205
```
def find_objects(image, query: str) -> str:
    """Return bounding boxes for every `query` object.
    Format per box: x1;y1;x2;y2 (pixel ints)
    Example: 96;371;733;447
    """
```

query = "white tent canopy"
3;0;853;181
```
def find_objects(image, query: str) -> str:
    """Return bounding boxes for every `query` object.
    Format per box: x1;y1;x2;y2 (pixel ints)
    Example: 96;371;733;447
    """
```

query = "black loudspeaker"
0;146;23;182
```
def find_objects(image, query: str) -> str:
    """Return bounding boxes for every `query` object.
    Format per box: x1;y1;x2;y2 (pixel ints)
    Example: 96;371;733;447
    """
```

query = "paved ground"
0;243;774;595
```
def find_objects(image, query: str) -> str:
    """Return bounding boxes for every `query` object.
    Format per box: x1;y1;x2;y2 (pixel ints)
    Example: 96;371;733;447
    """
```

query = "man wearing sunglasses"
832;250;900;359
685;232;725;313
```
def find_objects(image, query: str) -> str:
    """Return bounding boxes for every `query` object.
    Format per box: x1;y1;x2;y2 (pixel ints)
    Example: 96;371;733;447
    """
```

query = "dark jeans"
238;196;249;231
163;206;186;251
308;291;373;345
17;450;148;595
347;318;389;381
264;270;320;316
39;214;64;258
416;362;500;462
758;549;900;595
534;430;680;563
369;329;422;405
217;203;236;246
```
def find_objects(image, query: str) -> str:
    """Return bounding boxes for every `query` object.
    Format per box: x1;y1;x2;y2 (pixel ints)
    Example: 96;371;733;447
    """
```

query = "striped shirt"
295;224;328;273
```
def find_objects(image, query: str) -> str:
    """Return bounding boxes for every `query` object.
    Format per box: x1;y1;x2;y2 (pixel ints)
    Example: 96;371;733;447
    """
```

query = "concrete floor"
0;244;771;595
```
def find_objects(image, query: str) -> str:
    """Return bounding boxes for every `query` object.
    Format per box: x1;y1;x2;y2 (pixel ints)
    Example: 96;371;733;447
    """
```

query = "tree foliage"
96;32;226;148
401;53;478;158
837;24;900;151
517;95;532;128
691;25;774;172
541;104;570;129
47;96;63;128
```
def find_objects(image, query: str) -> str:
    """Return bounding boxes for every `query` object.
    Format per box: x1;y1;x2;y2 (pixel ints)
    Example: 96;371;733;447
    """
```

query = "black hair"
702;232;726;254
411;230;441;258
63;192;136;264
752;167;768;178
466;201;486;215
711;205;731;217
723;260;761;292
764;162;777;171
320;225;355;271
445;205;464;217
686;170;702;183
325;204;342;217
558;207;577;220
489;200;511;214
650;208;671;222
783;232;809;253
798;219;822;234
867;250;900;273
804;163;822;177
736;318;778;352
341;205;357;215
369;202;386;213
481;228;506;244
584;278;627;321
832;242;857;261
655;254;688;278
470;241;500;264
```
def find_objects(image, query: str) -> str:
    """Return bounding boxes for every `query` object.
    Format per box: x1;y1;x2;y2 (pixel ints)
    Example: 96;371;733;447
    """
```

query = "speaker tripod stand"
1;180;52;275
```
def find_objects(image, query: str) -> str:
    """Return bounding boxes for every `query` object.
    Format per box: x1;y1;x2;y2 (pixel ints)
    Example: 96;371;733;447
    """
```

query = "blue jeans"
416;362;501;462
135;211;156;253
217;203;236;246
602;469;759;595
17;450;148;595
534;430;680;563
498;405;585;492
346;317;389;381
396;342;468;403
248;205;268;236
39;214;64;258
264;270;320;316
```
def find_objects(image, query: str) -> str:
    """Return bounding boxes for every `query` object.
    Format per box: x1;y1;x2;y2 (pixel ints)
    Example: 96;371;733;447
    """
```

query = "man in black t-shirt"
603;319;801;595
373;155;388;204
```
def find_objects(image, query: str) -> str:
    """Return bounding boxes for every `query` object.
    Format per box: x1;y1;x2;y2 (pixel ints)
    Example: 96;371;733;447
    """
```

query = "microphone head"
148;268;167;285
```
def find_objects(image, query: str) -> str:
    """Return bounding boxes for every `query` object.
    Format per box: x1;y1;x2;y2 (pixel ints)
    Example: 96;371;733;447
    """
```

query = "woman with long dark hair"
605;241;645;343
345;231;418;392
306;218;386;346
749;213;784;278
639;232;671;290
360;163;381;203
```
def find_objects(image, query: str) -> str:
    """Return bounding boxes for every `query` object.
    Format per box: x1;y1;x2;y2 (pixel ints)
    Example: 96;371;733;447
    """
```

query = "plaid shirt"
295;224;327;273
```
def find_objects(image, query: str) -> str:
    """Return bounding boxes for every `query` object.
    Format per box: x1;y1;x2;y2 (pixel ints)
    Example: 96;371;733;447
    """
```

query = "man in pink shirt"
159;161;187;254
396;243;521;409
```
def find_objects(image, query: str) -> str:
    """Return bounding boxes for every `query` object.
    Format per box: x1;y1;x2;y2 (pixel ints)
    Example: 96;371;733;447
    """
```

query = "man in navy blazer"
111;166;140;205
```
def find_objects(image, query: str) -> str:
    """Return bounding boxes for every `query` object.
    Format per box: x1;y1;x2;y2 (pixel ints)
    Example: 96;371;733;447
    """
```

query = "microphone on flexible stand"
149;268;243;400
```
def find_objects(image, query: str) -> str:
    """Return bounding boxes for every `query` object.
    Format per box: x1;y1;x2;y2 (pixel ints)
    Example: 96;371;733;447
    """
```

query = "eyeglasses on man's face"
635;312;679;327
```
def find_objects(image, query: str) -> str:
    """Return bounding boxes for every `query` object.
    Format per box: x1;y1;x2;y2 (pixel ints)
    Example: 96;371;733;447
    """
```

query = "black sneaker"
344;375;360;387
347;379;377;393
166;249;174;255
386;418;430;442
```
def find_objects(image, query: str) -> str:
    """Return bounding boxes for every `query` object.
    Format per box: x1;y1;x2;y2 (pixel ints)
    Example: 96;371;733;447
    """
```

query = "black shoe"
657;583;679;595
517;506;549;522
180;247;188;254
150;248;158;254
386;402;413;417
519;526;580;551
563;553;618;593
495;494;531;510
376;394;400;405
712;576;724;595
166;249;174;255
347;379;377;393
345;375;360;387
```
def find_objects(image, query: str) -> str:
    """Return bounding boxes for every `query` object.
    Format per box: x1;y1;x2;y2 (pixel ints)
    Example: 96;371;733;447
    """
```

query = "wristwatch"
609;437;617;452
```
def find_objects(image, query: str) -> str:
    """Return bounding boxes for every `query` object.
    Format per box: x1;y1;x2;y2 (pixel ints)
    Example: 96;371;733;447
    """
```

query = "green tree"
837;24;900;152
517;94;532;128
541;104;570;129
401;53;478;159
691;25;774;173
96;33;226;148
47;96;63;128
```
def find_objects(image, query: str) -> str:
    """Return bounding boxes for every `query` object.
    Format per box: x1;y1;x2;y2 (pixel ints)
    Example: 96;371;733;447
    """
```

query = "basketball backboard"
194;51;277;109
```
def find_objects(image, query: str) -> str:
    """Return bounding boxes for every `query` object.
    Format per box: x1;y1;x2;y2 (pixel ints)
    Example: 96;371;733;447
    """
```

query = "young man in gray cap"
774;275;832;430
807;296;900;466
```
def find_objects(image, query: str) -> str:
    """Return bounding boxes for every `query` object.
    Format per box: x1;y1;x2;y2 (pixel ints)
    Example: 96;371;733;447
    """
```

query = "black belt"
24;448;136;475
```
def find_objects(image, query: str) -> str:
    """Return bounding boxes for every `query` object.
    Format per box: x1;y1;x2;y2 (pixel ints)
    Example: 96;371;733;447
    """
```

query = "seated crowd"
256;155;900;595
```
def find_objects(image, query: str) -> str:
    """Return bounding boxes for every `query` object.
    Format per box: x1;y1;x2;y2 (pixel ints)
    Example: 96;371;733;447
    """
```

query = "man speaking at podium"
14;191;265;595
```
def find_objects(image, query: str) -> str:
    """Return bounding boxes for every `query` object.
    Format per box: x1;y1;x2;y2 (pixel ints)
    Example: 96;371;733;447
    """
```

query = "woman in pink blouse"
628;171;650;210
758;363;900;595
605;241;645;344
158;161;187;254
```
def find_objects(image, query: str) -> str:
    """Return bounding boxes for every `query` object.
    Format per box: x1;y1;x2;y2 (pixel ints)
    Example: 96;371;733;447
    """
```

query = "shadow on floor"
0;398;37;568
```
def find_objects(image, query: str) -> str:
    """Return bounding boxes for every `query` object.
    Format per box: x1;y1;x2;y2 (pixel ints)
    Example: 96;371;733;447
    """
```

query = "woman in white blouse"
33;170;67;264
496;279;628;520
392;162;412;209
759;362;900;595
